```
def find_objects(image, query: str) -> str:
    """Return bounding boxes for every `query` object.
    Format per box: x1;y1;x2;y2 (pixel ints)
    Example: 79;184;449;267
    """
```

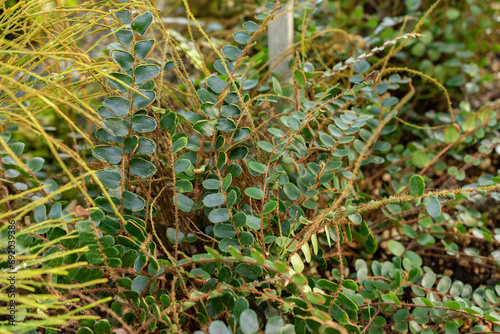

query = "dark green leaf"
132;115;157;133
233;212;247;228
245;187;263;200
214;59;233;76
107;73;133;92
92;146;123;164
222;46;242;60
123;136;138;154
410;175;425;197
201;102;219;119
197;88;217;104
239;231;254;246
388;240;405;256
160;112;178;134
114;9;131;24
207;76;226;94
221;104;241;118
284;183;300;200
110;50;134;71
444;321;458;334
218;238;241;253
241;79;258;90
209;208;230;223
214;224;236;238
193;120;215;136
228;146;248;159
131;11;153;35
134;40;155;59
129;157;157;178
330;304;349;325
113;29;133;46
393;309;409;321
102;118;129;137
172;137;187;153
174;159;192;173
203;193;225;207
424;196;441;217
243;21;259;32
233;30;251;44
95;170;121;189
133;90;156;108
372;141;391;151
135;65;160;84
262;200;277;214
103;97;131;116
381;96;398;107
26;157;44;172
94;196;121;213
217;118;236;132
203;179;220;190
131;275;149;293
124;221;146;242
236;263;257;280
332;149;351;157
248;161;267;174
446;75;465;87
176;179;193;193
233;128;251;141
122;191;146;211
176;193;193;212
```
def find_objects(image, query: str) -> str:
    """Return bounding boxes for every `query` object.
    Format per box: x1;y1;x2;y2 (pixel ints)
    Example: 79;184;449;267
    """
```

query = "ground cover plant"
0;0;499;333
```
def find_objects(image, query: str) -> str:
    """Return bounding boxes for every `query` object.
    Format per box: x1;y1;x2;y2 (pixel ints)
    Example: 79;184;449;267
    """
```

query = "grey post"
268;1;294;83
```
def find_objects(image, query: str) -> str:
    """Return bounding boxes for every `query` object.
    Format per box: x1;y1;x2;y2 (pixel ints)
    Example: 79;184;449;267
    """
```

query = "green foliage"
1;0;500;333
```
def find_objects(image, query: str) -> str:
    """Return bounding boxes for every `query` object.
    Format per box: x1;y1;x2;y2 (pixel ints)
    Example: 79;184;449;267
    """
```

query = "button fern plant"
1;0;499;333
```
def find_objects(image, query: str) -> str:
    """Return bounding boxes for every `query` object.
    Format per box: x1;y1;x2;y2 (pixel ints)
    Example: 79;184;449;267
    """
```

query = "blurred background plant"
0;0;499;333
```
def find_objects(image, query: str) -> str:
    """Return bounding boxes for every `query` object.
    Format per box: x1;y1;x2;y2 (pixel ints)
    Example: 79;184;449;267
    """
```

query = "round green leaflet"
113;29;133;46
209;208;230;223
135;137;156;154
92;146;123;164
409;175;425;196
102;118;129;137
131;11;153;35
134;65;160;84
213;223;236;238
129;157;157;178
240;309;259;334
121;191;146;211
222;45;242;60
208;321;231;334
103;97;131;116
132;115;157;133
214;59;234;76
203;193;225;208
110;50;134;71
233;30;251;44
207;76;226;94
134;39;155;59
